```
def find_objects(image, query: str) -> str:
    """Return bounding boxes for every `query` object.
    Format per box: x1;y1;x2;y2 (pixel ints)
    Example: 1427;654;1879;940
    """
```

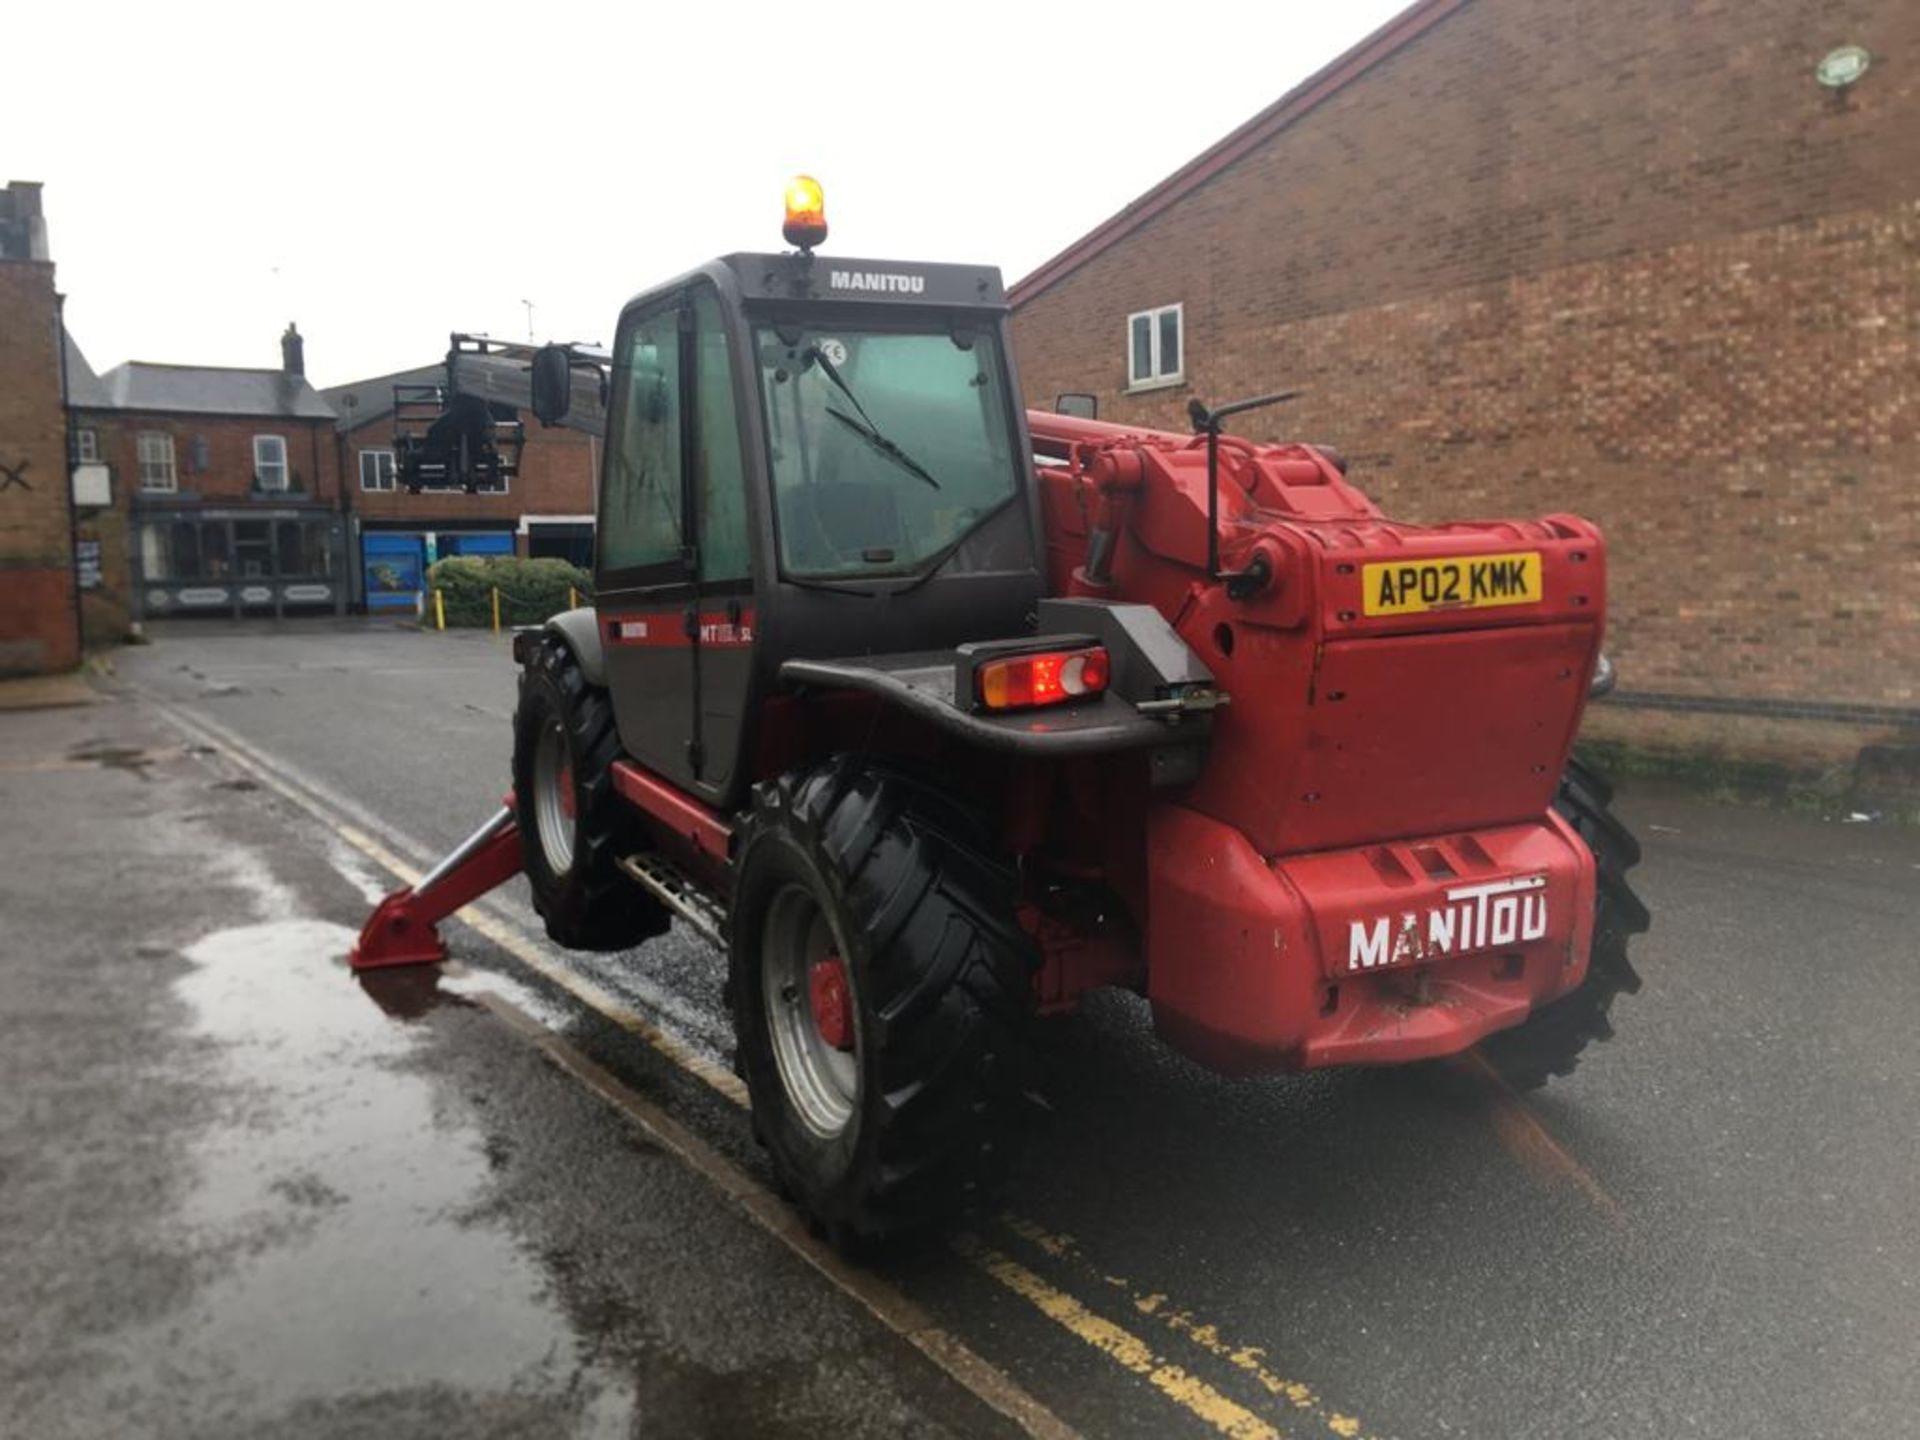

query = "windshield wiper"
823;406;942;490
805;344;941;490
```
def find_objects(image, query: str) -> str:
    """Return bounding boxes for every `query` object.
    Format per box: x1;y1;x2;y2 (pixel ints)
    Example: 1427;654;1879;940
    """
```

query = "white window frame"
137;431;177;492
358;448;397;492
253;434;289;491
72;428;100;463
1126;302;1184;392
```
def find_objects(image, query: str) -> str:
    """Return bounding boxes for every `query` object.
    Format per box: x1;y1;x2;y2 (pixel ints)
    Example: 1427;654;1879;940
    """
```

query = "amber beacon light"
783;175;828;250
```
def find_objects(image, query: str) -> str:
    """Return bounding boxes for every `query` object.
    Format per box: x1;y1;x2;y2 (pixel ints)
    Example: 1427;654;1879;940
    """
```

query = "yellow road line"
149;692;1372;1440
475;991;1079;1440
995;1216;1375;1440
954;1235;1282;1440
152;695;749;1104
151;697;1073;1440
341;809;753;1107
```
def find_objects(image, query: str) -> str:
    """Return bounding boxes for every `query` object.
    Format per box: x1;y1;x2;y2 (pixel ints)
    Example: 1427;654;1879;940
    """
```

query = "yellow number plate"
1362;551;1543;617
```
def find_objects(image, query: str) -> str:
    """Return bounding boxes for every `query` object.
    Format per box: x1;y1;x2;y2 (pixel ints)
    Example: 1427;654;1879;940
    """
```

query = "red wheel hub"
808;955;854;1052
558;760;576;819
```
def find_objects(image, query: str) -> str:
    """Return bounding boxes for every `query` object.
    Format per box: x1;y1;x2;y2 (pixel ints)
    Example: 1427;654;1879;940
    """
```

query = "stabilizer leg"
350;800;523;970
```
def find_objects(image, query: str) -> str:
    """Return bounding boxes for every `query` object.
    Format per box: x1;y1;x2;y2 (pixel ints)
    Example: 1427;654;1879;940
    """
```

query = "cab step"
616;851;726;950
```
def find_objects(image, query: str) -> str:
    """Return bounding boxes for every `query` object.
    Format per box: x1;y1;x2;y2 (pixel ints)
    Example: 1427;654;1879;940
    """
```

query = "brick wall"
342;413;598;533
0;259;79;674
116;412;341;507
1011;0;1919;746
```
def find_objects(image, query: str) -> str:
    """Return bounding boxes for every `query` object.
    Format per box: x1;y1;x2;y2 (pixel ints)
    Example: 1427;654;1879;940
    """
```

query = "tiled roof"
99;361;336;420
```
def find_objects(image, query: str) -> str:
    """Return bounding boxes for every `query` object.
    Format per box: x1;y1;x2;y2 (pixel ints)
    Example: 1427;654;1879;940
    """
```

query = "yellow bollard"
433;588;445;631
491;585;501;634
569;585;579;610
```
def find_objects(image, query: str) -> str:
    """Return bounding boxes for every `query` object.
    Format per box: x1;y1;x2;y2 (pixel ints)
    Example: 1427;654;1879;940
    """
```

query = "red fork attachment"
350;797;525;970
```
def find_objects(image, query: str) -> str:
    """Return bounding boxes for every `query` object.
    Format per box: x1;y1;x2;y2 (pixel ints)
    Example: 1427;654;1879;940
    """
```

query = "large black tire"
1476;755;1652;1089
511;636;668;952
729;758;1037;1245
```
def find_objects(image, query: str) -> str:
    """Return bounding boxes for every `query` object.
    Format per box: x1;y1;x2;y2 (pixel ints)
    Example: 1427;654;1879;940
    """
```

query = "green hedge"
428;555;592;628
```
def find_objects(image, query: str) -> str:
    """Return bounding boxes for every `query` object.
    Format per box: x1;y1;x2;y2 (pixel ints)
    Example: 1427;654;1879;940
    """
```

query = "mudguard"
778;599;1219;763
532;606;606;687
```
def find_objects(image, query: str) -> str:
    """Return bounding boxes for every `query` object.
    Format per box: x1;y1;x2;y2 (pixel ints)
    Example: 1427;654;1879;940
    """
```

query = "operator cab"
533;186;1043;809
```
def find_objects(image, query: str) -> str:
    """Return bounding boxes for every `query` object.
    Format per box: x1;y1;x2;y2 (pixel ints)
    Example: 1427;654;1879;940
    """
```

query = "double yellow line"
149;692;1378;1440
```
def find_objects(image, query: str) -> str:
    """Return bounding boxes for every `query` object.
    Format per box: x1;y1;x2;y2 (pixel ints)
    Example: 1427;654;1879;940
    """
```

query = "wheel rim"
531;719;576;875
762;883;859;1139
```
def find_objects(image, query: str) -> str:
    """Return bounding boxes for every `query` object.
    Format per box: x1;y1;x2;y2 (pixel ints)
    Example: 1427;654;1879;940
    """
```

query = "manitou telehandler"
356;178;1649;1245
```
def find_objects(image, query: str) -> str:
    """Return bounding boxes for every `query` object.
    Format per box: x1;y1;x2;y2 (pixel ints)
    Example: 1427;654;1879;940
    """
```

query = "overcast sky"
16;0;1408;388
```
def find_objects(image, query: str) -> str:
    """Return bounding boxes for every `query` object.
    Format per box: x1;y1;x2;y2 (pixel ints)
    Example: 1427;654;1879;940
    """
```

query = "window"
600;305;684;574
138;518;230;579
234;518;273;576
755;322;1019;580
137;432;177;491
358;449;397;491
691;289;750;583
275;519;335;577
139;521;187;580
253;434;289;491
1127;303;1183;390
71;428;99;464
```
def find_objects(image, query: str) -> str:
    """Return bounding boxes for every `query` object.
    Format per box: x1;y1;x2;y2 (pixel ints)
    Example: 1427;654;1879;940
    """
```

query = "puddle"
355;964;452;1021
206;844;303;924
438;966;575;1032
106;869;636;1431
168;919;585;1405
324;836;393;908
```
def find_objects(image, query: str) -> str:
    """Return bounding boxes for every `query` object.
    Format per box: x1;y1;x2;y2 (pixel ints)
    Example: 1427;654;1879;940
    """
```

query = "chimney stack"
281;321;305;377
0;180;49;261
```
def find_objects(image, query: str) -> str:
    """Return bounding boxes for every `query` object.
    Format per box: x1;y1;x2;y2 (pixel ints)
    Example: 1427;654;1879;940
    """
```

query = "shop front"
360;524;516;612
134;506;347;617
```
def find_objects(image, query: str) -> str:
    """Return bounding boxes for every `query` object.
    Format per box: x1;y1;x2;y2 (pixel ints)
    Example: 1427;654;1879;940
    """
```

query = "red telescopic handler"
355;180;1649;1247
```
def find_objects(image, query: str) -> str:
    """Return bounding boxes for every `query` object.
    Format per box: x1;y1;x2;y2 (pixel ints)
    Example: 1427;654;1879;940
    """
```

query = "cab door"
597;293;697;790
685;286;755;803
596;286;756;803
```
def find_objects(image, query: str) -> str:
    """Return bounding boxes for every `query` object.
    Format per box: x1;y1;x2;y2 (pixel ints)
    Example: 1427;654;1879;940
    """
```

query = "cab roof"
725;252;1007;309
619;252;1009;320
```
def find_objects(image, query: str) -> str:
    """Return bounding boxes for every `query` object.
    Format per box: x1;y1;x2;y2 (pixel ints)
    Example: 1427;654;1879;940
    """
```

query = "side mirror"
530;344;573;426
1055;392;1098;420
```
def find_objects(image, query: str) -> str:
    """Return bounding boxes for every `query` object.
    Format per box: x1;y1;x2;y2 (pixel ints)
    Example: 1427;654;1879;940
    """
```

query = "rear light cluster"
976;646;1110;711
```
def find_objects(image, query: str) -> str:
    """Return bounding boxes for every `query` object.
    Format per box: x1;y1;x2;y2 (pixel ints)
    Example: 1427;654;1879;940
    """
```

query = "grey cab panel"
591;254;1042;811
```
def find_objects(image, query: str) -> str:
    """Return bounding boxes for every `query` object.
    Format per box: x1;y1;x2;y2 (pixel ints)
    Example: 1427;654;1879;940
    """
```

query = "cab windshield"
755;323;1019;580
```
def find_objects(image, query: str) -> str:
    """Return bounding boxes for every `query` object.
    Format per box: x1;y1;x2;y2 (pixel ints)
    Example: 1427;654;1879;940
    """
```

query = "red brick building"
1010;0;1918;772
0;181;81;675
105;327;348;619
323;361;601;613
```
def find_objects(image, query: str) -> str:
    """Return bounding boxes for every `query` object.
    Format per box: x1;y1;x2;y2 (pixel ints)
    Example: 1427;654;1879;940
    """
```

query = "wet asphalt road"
7;617;1919;1439
1;695;1017;1440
